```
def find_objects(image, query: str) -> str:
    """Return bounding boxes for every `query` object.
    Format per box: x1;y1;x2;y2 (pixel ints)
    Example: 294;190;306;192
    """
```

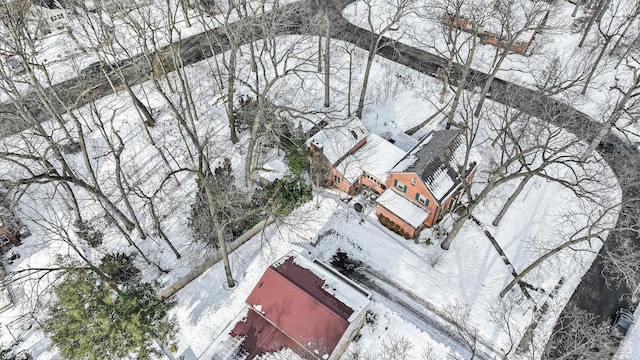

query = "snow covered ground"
0;0;630;358
342;0;640;143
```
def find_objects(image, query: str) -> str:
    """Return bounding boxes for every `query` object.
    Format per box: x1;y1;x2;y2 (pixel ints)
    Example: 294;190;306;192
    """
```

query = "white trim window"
415;193;429;206
364;172;382;186
393;179;407;193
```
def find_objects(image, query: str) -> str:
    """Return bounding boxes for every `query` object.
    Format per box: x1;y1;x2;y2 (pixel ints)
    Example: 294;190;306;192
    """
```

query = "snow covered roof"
229;251;370;360
391;129;479;202
376;189;431;229
307;117;369;165
336;133;407;184
387;132;419;152
256;159;287;183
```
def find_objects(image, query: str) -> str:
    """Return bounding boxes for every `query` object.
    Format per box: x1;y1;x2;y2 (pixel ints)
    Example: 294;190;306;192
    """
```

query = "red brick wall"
375;205;418;238
385;173;438;226
329;167;357;194
359;176;385;194
310;136;368;196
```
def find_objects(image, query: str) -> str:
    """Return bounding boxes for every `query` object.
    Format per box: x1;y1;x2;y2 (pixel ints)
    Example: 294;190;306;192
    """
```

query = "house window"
415;193;429;206
364;172;381;186
411;177;416;185
333;174;341;184
51;14;64;22
393;179;407;193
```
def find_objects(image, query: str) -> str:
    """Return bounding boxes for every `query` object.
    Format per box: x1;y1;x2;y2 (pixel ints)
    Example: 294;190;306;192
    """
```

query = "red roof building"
227;252;370;360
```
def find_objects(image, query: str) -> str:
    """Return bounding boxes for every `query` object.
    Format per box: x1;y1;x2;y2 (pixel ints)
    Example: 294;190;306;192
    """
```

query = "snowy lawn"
342;0;640;143
0;28;621;360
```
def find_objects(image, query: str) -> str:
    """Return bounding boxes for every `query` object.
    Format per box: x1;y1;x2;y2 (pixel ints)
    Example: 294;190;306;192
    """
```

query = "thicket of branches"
0;0;637;358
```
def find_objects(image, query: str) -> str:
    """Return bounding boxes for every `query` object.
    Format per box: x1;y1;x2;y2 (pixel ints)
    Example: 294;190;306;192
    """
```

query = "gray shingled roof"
391;129;477;202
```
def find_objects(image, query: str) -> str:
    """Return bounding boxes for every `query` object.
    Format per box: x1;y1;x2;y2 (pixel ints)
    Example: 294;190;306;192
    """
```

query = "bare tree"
445;300;479;359
543;304;615;360
580;60;640;161
411;0;494;129
580;0;637;94
473;0;553;116
355;0;415;119
578;0;612;48
234;27;317;189
600;193;640;302
441;94;606;250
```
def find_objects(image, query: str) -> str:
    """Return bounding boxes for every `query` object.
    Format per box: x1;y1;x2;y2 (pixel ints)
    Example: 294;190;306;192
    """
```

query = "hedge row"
377;214;411;239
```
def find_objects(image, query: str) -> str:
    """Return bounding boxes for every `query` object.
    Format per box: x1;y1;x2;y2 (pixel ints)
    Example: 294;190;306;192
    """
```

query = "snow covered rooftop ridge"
391;129;479;202
376;189;431;229
272;251;371;319
307;117;369;165
336;133;407;184
228;252;371;360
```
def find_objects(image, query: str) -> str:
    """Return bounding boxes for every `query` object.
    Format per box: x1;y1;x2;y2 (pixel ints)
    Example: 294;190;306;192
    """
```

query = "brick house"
334;133;408;195
376;129;478;238
1;0;69;37
308;117;369;194
215;251;370;360
308;118;478;237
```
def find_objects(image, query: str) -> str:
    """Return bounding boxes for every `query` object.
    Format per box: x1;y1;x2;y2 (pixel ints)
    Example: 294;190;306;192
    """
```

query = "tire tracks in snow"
353;263;500;359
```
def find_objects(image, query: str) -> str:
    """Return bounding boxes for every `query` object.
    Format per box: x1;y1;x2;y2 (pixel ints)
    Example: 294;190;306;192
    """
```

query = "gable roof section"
232;252;370;359
307;117;368;165
376;188;431;229
391;129;477;202
337;133;407;183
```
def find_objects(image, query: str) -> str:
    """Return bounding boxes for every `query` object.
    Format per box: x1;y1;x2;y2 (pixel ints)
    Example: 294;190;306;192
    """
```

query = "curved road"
321;0;639;333
0;0;638;356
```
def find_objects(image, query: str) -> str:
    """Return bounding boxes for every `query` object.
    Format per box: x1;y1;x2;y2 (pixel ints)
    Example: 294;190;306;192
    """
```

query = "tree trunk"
136;105;179;185
127;87;156;127
441;199;480;250
492;174;533;227
572;0;583;17
147;194;181;259
180;0;191;28
245;135;257;188
57;181;83;224
112;143;146;239
500;233;597;297
578;0;611;47
227;49;239;143
347;50;353;117
581;36;611;95
317;35;323;72
217;224;235;288
324;16;330;108
447;40;477;128
474;50;508;117
200;171;236;288
356;45;378;119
